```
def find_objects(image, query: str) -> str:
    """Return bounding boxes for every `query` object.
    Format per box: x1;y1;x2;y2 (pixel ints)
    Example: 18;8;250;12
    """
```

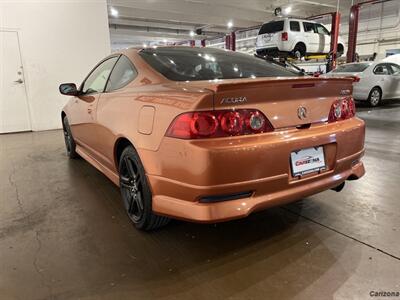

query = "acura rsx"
59;47;365;231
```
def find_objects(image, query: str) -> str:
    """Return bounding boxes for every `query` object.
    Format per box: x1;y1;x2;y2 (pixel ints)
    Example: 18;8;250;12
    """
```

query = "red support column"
201;39;206;47
189;40;195;47
225;35;231;50
347;4;360;63
329;12;340;71
230;32;236;51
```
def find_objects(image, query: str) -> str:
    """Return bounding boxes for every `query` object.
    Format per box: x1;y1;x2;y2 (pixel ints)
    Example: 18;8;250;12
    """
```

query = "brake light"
328;97;356;122
352;76;361;82
166;109;273;139
281;32;288;41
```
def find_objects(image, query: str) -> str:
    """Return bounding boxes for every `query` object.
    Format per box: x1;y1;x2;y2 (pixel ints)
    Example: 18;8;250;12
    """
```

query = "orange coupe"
60;47;365;230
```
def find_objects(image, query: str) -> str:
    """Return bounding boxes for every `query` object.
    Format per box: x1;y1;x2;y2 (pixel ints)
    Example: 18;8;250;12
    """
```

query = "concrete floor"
1;102;400;300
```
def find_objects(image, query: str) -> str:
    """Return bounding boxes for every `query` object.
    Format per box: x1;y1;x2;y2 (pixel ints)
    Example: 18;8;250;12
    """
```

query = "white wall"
0;0;111;131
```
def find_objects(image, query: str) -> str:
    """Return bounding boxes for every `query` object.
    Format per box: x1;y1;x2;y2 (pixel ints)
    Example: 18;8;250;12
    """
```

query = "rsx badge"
220;96;247;104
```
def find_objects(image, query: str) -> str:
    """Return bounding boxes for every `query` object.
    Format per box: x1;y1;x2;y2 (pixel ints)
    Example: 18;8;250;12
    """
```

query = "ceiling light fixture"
189;31;195;37
110;7;119;17
283;6;292;15
227;21;233;28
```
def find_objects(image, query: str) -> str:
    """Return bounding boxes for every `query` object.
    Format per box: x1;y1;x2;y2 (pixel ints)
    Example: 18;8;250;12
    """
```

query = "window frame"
79;55;120;95
303;22;316;33
105;55;139;93
290;21;300;32
373;64;390;75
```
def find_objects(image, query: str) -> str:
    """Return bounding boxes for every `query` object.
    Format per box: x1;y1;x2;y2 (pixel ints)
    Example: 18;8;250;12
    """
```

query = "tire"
337;44;344;57
256;49;267;57
368;87;382;107
118;146;170;231
293;43;306;59
62;117;79;159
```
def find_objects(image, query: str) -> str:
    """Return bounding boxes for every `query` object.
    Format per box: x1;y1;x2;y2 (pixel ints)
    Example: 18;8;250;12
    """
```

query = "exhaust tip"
331;182;345;192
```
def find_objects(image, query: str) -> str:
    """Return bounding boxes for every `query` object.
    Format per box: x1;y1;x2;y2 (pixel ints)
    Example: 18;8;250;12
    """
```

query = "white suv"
255;18;346;58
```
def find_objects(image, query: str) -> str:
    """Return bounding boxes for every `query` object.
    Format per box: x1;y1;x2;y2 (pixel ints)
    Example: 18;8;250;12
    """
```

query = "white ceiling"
107;0;362;48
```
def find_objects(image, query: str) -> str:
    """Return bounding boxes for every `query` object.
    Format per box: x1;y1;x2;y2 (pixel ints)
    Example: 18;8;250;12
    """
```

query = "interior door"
68;56;119;155
0;31;31;133
302;22;318;53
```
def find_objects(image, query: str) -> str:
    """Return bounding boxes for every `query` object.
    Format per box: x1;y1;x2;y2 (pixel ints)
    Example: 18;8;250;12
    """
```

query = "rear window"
259;21;284;34
139;47;298;81
290;21;300;32
332;63;371;73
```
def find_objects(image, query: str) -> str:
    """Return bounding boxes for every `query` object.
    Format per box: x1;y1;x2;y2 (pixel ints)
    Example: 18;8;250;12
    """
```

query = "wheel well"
114;138;133;169
61;111;66;129
295;42;306;50
337;44;344;52
371;86;382;94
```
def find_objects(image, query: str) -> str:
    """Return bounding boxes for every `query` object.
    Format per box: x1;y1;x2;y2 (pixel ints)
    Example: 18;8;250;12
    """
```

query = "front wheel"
118;146;170;231
62;117;79;159
368;87;382;107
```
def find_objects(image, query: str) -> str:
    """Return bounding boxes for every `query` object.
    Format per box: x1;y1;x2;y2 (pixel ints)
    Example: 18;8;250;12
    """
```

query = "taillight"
328;97;356;122
281;32;288;41
166;109;273;139
352;76;361;82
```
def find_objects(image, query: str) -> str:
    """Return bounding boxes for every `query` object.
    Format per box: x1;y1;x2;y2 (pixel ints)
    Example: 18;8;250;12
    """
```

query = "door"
315;24;331;53
373;64;393;99
387;63;400;98
0;31;31;133
68;56;119;155
302;22;318;53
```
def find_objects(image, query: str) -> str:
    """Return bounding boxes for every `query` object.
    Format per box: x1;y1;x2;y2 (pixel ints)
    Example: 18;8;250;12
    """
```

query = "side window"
290;21;300;32
303;22;316;33
374;64;389;75
106;55;138;92
82;57;119;94
389;64;400;75
316;24;330;35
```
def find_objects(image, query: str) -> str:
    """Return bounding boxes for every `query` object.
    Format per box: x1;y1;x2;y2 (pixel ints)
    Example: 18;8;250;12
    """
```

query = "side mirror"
59;83;79;96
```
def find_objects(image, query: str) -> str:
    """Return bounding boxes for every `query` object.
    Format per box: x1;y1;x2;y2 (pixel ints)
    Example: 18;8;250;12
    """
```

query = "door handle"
87;107;93;114
14;78;24;84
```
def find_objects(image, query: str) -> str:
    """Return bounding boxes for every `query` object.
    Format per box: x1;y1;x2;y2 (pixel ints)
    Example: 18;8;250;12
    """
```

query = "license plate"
290;146;326;177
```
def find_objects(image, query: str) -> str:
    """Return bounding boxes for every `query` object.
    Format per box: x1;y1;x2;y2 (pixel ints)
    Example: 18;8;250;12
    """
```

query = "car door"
302;22;318;53
68;56;119;155
315;24;331;53
95;55;139;171
387;63;400;98
373;64;392;99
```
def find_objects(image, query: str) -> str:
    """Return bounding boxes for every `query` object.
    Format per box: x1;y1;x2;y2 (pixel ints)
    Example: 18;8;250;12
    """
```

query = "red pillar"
201;39;206;47
347;4;360;63
329;12;340;71
189;40;195;47
225;35;231;50
230;32;236;51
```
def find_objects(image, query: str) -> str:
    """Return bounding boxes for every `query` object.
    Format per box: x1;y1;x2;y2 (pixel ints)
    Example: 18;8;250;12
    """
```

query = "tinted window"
374;64;390;75
82;57;118;94
303;22;316;33
259;21;284;34
139;47;298;81
315;24;330;35
290;21;300;32
332;63;371;73
106;55;138;92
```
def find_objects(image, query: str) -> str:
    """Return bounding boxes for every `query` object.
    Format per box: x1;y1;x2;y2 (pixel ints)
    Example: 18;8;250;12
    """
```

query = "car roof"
262;18;317;25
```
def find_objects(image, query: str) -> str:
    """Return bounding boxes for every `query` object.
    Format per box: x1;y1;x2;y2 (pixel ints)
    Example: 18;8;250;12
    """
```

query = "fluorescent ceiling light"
189;31;195;37
284;6;292;14
227;21;233;28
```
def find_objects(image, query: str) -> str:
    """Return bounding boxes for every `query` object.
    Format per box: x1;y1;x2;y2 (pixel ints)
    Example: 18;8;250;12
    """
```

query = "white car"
255;18;346;59
324;62;400;106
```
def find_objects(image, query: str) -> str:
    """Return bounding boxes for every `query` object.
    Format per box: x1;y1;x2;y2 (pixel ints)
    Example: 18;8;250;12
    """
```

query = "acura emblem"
297;106;307;120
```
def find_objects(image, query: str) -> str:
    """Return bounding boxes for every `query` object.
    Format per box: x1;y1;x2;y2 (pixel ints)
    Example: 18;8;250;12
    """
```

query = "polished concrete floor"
1;102;400;300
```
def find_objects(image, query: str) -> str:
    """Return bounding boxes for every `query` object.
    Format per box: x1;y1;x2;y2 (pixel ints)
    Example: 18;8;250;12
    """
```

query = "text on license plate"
290;146;326;177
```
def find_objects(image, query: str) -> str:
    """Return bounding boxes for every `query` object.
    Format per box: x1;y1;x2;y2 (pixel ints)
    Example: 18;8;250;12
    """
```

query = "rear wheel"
62;117;79;159
337;44;344;57
368;87;382;107
256;49;267;57
119;146;170;231
293;43;306;59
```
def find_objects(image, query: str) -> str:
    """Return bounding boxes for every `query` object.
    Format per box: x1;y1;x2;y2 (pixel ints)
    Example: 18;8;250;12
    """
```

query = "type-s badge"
220;96;247;105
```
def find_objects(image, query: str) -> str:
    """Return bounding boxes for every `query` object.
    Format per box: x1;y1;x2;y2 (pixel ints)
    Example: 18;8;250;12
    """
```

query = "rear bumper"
139;117;366;222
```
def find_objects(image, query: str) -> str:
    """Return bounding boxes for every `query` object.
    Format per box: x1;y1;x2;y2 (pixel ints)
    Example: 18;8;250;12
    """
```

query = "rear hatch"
256;20;285;49
185;77;353;129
